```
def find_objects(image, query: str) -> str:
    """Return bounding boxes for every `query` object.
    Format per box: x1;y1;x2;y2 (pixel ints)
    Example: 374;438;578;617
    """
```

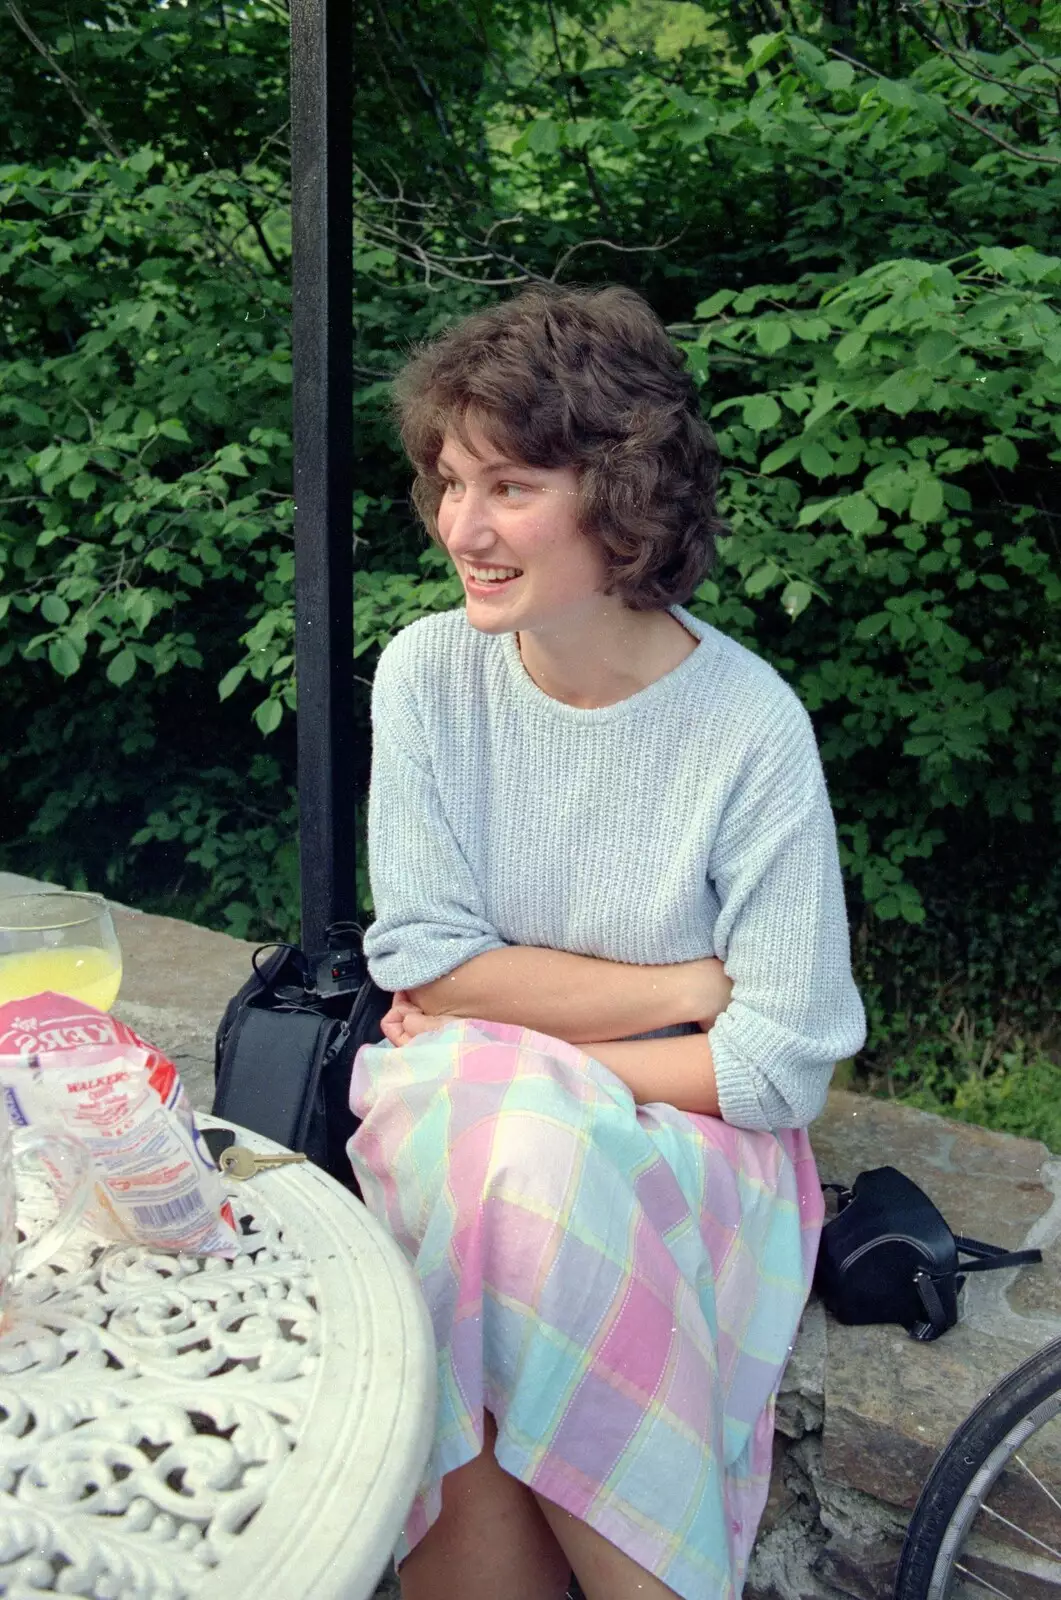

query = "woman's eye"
439;478;532;499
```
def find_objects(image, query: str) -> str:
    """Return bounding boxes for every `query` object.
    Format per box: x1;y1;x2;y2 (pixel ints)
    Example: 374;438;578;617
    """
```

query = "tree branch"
368;0;456;147
242;200;284;275
5;0;125;160
551;229;688;280
544;0;613;226
930;99;1061;164
576;20;685;88
828;43;1061;165
899;1;1053;115
932;0;1061;84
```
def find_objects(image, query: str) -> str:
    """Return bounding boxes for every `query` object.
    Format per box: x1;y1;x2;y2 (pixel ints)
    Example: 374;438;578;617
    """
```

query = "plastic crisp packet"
0;992;240;1258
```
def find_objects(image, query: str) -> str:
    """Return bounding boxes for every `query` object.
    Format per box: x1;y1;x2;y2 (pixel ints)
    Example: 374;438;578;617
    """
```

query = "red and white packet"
0;992;240;1257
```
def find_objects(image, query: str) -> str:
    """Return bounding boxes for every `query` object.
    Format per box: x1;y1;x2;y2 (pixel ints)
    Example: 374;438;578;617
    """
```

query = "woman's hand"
686;956;733;1027
380;990;464;1047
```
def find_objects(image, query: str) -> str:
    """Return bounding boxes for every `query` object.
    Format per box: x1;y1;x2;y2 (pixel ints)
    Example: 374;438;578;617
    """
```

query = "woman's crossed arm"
407;944;730;1043
386;947;726;1116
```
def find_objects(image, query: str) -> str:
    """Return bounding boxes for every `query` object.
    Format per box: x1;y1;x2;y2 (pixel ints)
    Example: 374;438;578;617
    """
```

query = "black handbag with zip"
212;932;393;1198
814;1165;1042;1341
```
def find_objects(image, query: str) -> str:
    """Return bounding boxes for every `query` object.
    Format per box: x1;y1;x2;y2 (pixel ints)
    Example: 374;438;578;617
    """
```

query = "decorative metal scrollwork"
1;1203;321;1598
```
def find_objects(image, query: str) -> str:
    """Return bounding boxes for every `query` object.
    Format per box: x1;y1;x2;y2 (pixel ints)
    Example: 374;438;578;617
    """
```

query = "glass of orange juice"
0;892;123;1012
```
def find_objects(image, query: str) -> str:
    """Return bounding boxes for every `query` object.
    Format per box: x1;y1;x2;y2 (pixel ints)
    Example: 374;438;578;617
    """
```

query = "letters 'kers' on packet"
0;991;240;1258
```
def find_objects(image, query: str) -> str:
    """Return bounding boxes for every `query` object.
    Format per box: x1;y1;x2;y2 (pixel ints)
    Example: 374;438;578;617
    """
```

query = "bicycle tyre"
894;1333;1061;1599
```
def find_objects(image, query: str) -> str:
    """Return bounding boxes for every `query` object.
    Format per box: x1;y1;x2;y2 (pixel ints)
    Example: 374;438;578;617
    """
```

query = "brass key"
219;1145;308;1181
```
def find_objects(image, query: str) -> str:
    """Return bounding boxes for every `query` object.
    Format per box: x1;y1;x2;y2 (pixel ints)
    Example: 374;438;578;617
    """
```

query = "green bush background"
2;0;1059;1141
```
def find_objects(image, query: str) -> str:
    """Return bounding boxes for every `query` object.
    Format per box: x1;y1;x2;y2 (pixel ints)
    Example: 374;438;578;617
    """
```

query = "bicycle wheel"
895;1334;1061;1599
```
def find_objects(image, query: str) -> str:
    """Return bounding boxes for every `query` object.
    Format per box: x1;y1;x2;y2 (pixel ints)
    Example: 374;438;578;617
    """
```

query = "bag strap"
954;1235;1044;1273
910;1270;950;1341
818;1174;1044;1276
909;1239;1043;1341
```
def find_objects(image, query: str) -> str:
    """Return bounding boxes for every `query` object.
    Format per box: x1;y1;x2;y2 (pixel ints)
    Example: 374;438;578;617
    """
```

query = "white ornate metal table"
0;1114;437;1600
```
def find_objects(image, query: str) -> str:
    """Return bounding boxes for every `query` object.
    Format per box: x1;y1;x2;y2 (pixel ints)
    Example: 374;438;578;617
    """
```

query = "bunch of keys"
219;1145;308;1181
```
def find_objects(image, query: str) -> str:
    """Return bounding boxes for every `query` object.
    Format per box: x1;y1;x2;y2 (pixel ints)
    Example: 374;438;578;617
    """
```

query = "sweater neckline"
497;604;714;724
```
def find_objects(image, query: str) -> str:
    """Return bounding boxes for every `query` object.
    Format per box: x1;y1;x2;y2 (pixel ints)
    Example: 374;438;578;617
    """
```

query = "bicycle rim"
895;1336;1061;1599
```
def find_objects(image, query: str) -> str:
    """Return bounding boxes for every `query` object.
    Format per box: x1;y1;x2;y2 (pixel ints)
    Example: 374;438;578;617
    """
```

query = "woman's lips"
465;570;522;596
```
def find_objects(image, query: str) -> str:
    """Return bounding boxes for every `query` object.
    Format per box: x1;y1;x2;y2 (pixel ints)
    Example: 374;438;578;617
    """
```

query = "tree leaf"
755;320;791;354
799;441;834;479
106;648;138;686
834;331;867;365
760;437;802;473
822;60;855;91
48;638;81;677
916;331;957;367
67;472;97;500
984;435;1019;470
797;496;841;526
125;591;155;633
837;493;878;533
523;117;560;154
695;289;735;318
40;594;70;625
218;663;248;700
255;697;283;735
742;394;781;431
782;581;813;618
910;477;944;524
745;563;779;595
876;77;916;107
874;370;931;416
746;32;786;72
791;316;832;342
158;418;191;442
978;246;1018;278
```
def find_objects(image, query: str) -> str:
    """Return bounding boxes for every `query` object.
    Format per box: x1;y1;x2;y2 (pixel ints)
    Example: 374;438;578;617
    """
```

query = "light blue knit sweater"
362;602;866;1131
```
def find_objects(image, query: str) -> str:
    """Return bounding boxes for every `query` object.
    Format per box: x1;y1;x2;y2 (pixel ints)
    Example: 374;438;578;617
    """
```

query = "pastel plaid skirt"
348;1019;823;1599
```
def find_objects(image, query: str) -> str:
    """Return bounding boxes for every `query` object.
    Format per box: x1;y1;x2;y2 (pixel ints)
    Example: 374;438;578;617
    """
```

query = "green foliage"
128;756;300;941
678;238;1061;926
1;0;1058;1146
877;1041;1061;1155
0;146;295;700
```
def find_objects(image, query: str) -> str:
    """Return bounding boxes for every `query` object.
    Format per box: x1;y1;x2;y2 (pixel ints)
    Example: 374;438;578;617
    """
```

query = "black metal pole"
289;0;355;965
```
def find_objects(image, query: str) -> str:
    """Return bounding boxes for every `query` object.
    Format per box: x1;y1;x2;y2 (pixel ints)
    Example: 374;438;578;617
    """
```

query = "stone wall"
4;871;1058;1598
751;1092;1061;1599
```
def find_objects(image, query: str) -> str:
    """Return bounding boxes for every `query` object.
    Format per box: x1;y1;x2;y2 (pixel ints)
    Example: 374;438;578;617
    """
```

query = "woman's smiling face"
435;418;613;635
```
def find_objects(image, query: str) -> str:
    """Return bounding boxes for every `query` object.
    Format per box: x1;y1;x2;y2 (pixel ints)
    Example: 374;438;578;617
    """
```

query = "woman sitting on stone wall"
348;282;866;1600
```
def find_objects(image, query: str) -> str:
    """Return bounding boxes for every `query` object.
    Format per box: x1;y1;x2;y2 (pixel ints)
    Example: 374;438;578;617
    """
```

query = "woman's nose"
444;489;490;547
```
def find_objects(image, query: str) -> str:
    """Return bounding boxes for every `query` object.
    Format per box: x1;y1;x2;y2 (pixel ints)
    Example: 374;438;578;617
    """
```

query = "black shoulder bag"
212;928;393;1198
814;1165;1042;1341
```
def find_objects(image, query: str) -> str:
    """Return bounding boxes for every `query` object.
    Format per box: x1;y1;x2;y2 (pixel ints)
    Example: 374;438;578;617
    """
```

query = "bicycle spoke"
954;1560;1021;1599
1016;1452;1061;1520
981;1501;1061;1562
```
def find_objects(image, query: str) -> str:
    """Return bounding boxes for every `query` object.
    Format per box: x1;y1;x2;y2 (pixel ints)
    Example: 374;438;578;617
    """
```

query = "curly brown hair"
389;283;725;612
